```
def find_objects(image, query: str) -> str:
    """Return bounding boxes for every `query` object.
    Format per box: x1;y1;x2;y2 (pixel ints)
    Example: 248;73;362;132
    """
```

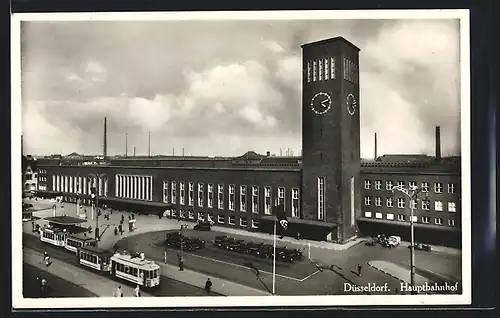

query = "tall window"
374;180;382;190
397;198;405;209
171;181;176;204
307;62;311;83
448;183;456;193
448;202;456;212
318;59;323;81
364;180;371;189
264;186;272;215
364;197;371;206
278;187;285;206
313;60;317;82
386;180;393;191
163;181;169;203
422;182;429;192
229;185;235;211
324;58;329;80
422;200;430;210
207;184;213;208
375;197;382;207
435;201;443;211
318;177;325;220
408;181;417;189
240;185;247;212
218;184;224;210
292;188;300;218
188;182;194;206
180;182;185;205
252;186;259;214
397;181;404;188
434;182;443;193
198;183;204;207
330;57;336;79
410;199;417;209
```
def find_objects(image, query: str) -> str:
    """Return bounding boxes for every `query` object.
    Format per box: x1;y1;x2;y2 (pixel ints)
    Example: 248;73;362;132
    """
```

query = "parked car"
226;239;246;252
386;236;401;248
213;235;230;248
410;242;432;251
244;242;265;257
193;221;212;231
186;237;206;250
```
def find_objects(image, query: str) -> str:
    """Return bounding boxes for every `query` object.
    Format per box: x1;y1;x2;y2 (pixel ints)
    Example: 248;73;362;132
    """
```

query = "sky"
19;16;462;158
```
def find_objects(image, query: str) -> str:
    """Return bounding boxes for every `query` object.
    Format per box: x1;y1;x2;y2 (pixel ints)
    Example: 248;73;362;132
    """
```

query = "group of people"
112;285;141;297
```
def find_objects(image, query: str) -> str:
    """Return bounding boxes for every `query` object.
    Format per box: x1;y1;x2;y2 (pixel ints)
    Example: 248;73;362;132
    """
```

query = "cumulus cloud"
19;19;461;158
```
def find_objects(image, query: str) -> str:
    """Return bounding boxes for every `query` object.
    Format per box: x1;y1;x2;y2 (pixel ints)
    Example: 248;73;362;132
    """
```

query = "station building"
31;37;461;247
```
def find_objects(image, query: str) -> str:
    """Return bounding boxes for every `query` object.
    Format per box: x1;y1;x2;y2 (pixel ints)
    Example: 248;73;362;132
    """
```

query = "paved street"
23;262;97;298
22;198;463;296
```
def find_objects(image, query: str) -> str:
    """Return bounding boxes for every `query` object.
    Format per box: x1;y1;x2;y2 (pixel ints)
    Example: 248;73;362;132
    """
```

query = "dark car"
166;231;182;241
243;242;264;257
410;242;432;252
226;239;246;252
257;244;274;259
188;237;206;250
213;235;229;248
193;221;212;231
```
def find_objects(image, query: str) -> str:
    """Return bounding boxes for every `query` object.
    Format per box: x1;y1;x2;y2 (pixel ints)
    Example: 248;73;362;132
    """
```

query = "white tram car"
39;227;68;247
77;246;114;272
110;252;161;288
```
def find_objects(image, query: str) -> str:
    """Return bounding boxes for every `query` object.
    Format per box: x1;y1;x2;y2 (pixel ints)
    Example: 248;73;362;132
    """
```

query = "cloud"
19;19;461;158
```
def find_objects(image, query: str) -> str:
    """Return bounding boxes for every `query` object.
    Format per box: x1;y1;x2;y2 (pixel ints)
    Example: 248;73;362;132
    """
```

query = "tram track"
23;233;223;297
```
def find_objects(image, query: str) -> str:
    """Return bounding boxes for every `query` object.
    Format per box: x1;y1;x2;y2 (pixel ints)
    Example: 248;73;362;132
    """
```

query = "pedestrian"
395;288;399;295
204;278;212;294
134;285;141;297
40;278;47;296
357;263;362;276
114;286;123;297
178;254;184;271
132;213;135;219
114;227;118;236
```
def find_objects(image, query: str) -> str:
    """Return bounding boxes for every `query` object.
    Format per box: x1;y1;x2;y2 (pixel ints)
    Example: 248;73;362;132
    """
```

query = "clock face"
346;93;357;115
310;92;332;115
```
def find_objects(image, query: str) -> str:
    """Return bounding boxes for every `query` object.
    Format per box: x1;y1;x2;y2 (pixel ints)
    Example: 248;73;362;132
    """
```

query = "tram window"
92;255;97;263
124;266;129;274
132;268;138;277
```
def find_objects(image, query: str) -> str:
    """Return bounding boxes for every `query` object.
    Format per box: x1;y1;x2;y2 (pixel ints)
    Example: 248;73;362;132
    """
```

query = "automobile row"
213;235;304;263
165;231;206;251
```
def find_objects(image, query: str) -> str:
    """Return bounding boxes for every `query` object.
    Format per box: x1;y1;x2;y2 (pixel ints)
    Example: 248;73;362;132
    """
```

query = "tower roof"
301;36;360;51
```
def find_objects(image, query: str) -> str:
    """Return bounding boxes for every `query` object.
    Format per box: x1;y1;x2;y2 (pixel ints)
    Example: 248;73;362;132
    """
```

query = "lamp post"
180;223;189;261
89;173;106;244
391;184;428;294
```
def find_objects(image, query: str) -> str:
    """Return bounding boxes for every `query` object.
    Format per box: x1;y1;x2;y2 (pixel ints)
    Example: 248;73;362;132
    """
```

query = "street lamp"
391;184;428;294
89;173;107;244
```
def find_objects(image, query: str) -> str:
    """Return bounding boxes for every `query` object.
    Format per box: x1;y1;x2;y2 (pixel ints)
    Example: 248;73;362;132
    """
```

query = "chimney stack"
172;148;175;156
266;151;270;157
103;117;107;158
125;133;128;158
133;146;136;157
148;132;151;157
374;132;378;160
435;126;441;159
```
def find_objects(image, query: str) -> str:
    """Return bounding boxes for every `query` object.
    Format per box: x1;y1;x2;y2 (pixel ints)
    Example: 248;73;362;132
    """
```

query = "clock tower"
301;37;361;243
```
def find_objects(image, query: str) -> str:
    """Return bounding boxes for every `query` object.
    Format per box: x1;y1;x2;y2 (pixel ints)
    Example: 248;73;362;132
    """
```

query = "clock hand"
321;100;329;107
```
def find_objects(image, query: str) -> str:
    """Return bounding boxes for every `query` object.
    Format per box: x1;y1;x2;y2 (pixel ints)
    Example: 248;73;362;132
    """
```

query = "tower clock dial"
346;93;357;116
310;92;332;115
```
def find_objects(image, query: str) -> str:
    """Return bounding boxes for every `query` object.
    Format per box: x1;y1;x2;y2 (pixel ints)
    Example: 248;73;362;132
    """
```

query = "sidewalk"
158;261;269;296
367;260;429;286
23;248;152;297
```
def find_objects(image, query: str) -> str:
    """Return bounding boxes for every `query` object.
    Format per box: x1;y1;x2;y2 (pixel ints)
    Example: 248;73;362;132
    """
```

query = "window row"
38;169;48;174
364;196;457;212
38;176;48;182
343;57;358;84
162;181;300;217
165;208;261;228
363;211;457;226
364;180;457;194
52;175;108;197
307;57;336;83
115;174;153;201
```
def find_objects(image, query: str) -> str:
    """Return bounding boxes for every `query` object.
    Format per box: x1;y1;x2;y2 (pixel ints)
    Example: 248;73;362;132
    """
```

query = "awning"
259;215;337;228
98;197;173;208
357;217;460;232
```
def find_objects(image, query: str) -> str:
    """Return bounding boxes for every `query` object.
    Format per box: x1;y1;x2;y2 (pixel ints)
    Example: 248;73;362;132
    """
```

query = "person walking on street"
44;252;51;267
134;285;141;297
357;263;362;276
113;286;123;297
204;278;212;294
178;253;184;271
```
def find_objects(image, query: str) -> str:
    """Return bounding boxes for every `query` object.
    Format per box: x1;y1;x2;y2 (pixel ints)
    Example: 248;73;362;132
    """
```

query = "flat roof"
111;253;159;270
80;245;114;256
44;215;87;225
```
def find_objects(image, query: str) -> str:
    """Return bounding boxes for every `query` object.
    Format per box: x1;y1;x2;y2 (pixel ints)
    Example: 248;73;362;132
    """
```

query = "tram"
65;233;98;253
110;252;161;288
77;246;114;271
39;227;69;247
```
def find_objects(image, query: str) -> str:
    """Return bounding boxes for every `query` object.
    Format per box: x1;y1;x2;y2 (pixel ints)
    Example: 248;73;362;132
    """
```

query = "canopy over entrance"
258;216;337;241
98;197;173;216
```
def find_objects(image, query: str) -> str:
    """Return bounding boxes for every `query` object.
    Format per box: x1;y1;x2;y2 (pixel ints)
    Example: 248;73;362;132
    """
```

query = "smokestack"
148;132;151;157
182;148;185;157
133;146;136;157
280;149;282;156
266;151;270;157
172;148;175;156
374;133;378;160
103;117;107;158
125;133;128;158
435;126;441;159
